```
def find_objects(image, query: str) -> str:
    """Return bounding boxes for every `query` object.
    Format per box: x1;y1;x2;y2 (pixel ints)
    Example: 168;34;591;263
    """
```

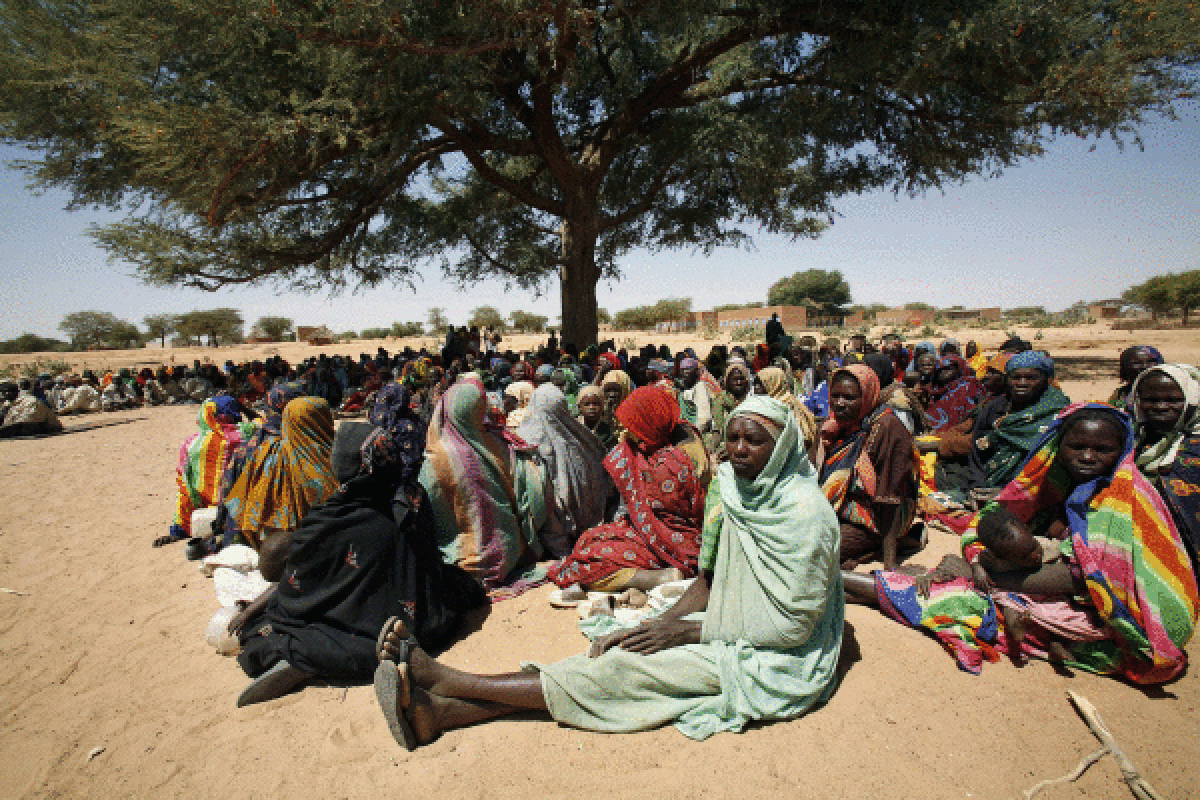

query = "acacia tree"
767;269;851;312
4;1;1198;346
252;315;295;341
142;313;177;348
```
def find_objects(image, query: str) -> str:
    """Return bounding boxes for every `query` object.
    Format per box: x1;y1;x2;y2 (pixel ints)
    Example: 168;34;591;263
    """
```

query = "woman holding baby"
845;402;1199;684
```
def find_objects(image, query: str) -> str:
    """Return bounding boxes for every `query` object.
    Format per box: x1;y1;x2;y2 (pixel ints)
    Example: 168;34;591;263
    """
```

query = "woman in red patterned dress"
549;386;710;597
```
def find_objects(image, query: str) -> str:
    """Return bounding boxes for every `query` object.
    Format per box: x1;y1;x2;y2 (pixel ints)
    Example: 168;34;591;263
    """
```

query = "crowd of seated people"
128;328;1196;748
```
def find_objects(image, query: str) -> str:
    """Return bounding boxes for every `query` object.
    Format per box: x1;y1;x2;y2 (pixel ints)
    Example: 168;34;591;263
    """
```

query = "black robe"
238;476;486;680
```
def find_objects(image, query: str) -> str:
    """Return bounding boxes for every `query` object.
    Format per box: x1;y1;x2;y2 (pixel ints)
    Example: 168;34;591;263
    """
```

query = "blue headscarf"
363;384;425;489
1006;350;1055;377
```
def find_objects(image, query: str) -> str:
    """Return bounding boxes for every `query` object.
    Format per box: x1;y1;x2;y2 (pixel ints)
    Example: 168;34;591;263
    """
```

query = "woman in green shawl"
976;351;1070;488
374;395;844;749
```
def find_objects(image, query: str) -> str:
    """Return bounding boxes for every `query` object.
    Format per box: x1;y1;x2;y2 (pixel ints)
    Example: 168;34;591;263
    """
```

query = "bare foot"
406;687;439;746
616;588;648;609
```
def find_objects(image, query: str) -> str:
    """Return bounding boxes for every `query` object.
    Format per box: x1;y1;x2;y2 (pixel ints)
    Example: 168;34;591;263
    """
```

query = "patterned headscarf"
1007;351;1055;377
222;397;340;548
260;382;307;437
616;386;680;452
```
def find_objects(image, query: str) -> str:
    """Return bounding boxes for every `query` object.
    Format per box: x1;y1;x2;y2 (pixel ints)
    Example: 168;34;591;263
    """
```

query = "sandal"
375;612;415;664
236;660;310;707
548;586;588;608
374;662;416;751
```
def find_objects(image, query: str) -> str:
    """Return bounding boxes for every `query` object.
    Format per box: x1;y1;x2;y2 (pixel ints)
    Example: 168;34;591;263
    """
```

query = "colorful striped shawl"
222;397;339;549
971;403;1198;682
170;401;252;538
418;382;538;593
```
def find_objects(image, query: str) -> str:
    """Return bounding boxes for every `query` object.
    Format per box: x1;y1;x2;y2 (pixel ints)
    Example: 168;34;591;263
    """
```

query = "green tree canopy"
4;0;1197;346
468;306;507;331
175;309;244;346
1174;271;1200;326
58;310;139;349
596;308;612;326
251;315;295;341
0;333;69;355
768;270;851;312
510;310;548;332
390;321;424;337
142;313;177;348
1122;276;1176;320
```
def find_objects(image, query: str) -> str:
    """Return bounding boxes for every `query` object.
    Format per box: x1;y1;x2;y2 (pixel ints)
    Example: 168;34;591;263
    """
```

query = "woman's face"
726;417;776;480
829;375;864;422
726;369;749;398
982;368;1006;395
603;385;623;411
1007;367;1048;406
916;354;938;378
1059;418;1124;486
1125;348;1160;382
934;364;958;385
1137;372;1186;436
752;376;765;395
503;394;518;414
966;341;979;358
578;394;604;425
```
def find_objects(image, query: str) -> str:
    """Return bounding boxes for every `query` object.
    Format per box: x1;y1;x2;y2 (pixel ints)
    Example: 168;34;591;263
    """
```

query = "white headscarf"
1131;364;1200;474
504;380;535;429
516;384;610;539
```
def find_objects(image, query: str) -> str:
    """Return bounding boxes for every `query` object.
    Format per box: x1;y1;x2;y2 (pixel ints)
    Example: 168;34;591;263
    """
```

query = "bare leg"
842;571;879;606
380;622;548;710
584;567;684;593
397;685;528;746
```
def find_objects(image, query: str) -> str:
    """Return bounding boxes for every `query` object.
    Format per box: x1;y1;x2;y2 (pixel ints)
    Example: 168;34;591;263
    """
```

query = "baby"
975;507;1073;662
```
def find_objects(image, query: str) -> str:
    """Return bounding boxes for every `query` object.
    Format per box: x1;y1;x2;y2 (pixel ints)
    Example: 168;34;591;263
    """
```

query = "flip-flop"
236;660;310;707
375;612;415;664
374;662;417;751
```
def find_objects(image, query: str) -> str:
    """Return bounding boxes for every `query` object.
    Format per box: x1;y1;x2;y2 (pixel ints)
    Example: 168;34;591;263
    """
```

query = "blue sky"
1;100;1197;340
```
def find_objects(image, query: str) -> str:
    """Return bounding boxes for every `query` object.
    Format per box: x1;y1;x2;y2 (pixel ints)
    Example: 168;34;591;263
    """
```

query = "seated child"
973;507;1074;662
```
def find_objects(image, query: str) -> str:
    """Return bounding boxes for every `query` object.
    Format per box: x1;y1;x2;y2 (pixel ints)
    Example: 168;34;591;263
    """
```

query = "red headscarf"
752;343;771;373
616;386;680;451
597;352;621;369
820;364;882;446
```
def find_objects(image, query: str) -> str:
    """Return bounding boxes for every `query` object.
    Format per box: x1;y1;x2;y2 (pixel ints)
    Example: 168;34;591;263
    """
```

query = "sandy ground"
2;325;1199;799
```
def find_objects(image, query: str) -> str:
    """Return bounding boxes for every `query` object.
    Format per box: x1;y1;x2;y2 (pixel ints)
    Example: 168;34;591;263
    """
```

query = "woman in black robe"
235;386;486;706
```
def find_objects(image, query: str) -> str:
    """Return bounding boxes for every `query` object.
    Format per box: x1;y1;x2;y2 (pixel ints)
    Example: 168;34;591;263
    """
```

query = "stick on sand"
1023;691;1162;800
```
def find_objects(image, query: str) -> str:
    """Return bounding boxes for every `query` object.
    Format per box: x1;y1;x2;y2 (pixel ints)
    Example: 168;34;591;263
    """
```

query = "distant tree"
59;311;135;349
390;321;424;338
252;315;294;341
176;308;244;346
768;270;851;312
109;320;144;349
426;308;450;335
904;302;937;312
142;313;177;348
59;310;113;349
0;333;69;354
1005;306;1048;319
359;327;392;340
596;308;612;326
468;306;507;331
509;310;548;333
651;297;693;324
713;302;764;313
611;307;653;331
1122;276;1176;320
338;330;360;340
1171;270;1200;326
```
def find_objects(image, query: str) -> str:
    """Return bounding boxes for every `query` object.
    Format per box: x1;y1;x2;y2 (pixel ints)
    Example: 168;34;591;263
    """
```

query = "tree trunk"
558;218;601;348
